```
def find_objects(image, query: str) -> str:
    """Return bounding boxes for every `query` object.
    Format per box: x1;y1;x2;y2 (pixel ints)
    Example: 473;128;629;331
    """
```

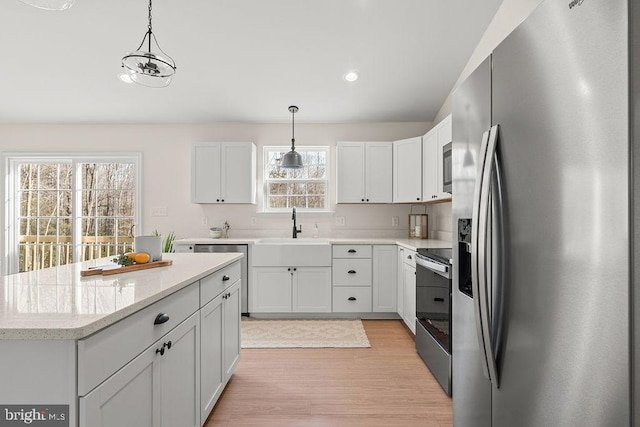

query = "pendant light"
18;0;75;10
281;106;303;169
121;0;176;88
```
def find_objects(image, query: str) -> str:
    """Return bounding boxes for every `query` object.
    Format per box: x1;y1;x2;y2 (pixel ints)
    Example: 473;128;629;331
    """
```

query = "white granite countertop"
0;253;242;340
174;237;452;251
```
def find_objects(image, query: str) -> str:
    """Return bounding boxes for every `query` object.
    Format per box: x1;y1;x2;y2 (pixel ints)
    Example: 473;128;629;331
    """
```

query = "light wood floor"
205;319;453;427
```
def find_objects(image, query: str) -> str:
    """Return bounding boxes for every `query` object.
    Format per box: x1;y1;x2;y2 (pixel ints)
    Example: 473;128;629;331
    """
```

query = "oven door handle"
415;256;449;277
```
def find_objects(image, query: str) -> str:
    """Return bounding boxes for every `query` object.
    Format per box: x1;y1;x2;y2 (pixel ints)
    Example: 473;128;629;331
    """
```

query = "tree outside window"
263;147;329;212
6;155;140;273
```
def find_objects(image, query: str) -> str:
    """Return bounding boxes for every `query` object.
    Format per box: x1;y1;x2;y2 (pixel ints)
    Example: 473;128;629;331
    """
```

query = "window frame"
2;152;142;275
262;146;330;213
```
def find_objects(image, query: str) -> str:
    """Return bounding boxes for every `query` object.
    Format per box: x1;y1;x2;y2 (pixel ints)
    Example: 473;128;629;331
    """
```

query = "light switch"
151;206;168;217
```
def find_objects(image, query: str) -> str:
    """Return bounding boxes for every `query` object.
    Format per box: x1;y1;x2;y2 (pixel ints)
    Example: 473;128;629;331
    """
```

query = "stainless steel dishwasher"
194;244;249;315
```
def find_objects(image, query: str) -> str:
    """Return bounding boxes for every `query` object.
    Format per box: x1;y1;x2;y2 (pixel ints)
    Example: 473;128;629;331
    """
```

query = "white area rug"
241;319;371;348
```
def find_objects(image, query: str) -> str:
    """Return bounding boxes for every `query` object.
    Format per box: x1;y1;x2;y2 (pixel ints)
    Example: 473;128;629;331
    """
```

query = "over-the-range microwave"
443;142;452;193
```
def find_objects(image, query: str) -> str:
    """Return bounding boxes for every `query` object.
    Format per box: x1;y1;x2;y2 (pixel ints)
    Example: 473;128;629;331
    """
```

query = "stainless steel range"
415;247;452;396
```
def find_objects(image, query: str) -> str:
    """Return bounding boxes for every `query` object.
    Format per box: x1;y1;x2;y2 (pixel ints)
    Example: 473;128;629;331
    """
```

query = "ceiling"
1;0;502;124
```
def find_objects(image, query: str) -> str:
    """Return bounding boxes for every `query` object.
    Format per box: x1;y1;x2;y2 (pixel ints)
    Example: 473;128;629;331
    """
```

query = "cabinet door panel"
251;268;292;312
403;264;417;334
160;313;200;427
221;142;256;203
373;245;397;312
365;142;393;202
200;295;224;423
80;343;159;427
293;267;332;312
191;143;221;203
337;142;366;203
223;281;241;379
397;248;405;318
393;137;423;203
422;131;439;201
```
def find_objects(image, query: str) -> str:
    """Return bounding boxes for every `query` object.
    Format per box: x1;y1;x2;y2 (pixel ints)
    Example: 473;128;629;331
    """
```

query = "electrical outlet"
335;216;346;226
250;217;257;226
391;216;399;227
201;216;208;226
151;206;168;217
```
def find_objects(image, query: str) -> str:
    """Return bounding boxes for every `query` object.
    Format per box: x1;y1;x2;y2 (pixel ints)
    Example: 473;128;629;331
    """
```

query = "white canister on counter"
134;235;163;261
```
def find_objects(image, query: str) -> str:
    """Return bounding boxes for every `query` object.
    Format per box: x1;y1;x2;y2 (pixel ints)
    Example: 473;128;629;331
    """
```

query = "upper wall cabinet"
336;142;393;203
191;142;257;204
423;114;452;202
393;136;423;203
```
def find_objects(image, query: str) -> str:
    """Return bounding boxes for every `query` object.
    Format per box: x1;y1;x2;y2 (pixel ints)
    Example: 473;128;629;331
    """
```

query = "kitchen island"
0;252;243;427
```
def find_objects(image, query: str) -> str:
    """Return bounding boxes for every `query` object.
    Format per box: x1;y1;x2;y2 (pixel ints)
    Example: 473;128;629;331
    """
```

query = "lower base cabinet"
79;261;241;427
201;281;240;423
251;267;331;313
80;312;201;427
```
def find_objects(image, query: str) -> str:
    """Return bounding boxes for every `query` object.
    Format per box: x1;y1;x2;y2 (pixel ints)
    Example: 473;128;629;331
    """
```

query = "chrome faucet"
292;207;302;238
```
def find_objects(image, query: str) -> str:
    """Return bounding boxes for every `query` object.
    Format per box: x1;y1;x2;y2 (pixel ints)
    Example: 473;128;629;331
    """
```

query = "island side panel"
0;340;77;426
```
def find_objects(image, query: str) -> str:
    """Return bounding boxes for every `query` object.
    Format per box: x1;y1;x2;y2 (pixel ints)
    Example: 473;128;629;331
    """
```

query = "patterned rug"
241;319;371;348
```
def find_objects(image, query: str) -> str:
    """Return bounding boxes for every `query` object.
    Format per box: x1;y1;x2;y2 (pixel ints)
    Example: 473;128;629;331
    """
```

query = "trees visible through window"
7;155;140;273
263;147;329;211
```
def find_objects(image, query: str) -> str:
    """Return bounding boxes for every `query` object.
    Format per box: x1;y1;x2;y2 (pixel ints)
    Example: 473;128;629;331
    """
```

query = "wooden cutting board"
81;260;173;277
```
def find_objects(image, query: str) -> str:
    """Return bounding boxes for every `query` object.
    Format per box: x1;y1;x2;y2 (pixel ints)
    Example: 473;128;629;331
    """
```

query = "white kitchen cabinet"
401;249;417;334
403;264;417;334
200;294;224;422
251;267;331;313
200;280;241;423
191;141;257;204
332;244;372;313
396;247;405;318
422;131;439;201
372;245;397;312
251;268;292;312
80;312;200;427
336;141;393;203
222;281;241;378
293;267;333;312
422;114;452;202
393;136;423;203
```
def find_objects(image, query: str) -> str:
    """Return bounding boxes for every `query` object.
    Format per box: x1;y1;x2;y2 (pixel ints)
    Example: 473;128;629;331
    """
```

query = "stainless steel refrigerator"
452;0;638;425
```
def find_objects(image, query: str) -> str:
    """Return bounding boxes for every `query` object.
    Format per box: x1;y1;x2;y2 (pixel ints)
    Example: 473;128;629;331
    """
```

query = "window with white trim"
263;146;329;212
3;154;141;274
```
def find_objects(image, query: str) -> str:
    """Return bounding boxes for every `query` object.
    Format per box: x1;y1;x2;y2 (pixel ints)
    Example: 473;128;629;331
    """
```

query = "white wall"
433;0;544;122
0;122;453;242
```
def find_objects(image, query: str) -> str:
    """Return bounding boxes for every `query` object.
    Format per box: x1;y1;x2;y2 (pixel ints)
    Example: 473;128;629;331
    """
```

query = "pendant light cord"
147;0;153;52
291;108;296;150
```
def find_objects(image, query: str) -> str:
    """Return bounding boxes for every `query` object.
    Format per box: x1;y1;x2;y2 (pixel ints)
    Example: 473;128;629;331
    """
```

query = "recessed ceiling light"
344;71;359;82
118;72;134;84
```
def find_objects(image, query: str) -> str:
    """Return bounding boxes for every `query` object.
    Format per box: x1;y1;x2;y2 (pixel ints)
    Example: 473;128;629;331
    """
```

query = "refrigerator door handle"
478;124;501;387
471;129;491;380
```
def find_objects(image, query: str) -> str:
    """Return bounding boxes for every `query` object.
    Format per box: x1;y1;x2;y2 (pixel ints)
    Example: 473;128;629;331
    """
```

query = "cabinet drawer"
332;287;372;312
332;245;372;259
332;259;372;286
77;283;199;396
201;261;241;306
